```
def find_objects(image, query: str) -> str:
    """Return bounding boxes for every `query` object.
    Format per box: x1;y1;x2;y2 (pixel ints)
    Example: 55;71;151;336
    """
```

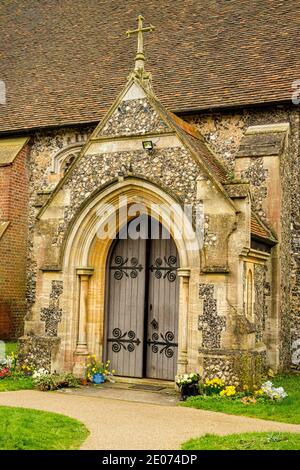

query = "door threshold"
113;376;175;389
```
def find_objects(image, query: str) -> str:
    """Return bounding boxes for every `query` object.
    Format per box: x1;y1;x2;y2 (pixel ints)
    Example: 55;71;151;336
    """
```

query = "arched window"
61;154;76;175
51;144;82;176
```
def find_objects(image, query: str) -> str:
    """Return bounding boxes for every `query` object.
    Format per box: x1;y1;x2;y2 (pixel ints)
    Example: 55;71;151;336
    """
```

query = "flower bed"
197;376;288;404
0;346;117;391
0;349;79;392
180;374;299;425
175;367;291;424
0;351;33;379
0;350;34;391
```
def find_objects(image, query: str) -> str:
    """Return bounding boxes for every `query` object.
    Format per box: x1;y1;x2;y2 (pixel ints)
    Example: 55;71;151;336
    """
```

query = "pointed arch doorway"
104;218;180;381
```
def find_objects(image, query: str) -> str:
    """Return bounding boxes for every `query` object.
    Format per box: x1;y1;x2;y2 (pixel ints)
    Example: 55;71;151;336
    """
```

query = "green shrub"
60;373;80;389
34;373;79;391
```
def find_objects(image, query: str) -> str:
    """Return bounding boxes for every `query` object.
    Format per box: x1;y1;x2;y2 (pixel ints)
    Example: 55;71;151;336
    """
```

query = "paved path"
0;390;300;450
58;382;179;406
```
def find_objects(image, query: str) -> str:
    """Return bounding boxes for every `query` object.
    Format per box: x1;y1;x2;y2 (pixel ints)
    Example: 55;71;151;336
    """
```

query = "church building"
0;2;299;383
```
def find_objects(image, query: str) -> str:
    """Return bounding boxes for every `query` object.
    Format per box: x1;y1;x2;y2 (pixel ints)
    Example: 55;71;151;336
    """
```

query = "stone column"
177;268;191;375
73;267;94;376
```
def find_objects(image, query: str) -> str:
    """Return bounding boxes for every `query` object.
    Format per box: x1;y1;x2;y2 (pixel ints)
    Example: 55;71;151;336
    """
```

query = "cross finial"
126;15;155;78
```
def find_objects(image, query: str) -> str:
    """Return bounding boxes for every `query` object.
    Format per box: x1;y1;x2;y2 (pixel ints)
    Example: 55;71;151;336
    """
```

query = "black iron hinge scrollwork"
150;318;158;330
149;255;178;282
147;330;178;358
108;328;141;353
110;256;143;280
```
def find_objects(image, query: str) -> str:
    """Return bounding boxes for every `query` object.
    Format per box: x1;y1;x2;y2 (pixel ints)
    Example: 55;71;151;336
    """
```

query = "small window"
51;144;82;175
62;154;76;175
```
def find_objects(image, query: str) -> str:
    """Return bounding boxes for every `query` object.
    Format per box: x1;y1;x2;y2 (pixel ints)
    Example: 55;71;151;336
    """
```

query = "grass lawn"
0;376;34;392
182;432;300;450
0;406;89;450
181;375;300;424
4;341;18;356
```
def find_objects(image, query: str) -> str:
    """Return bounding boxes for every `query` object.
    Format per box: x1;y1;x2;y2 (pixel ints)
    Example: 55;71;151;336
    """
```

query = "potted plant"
175;373;200;401
93;371;105;385
86;355;115;384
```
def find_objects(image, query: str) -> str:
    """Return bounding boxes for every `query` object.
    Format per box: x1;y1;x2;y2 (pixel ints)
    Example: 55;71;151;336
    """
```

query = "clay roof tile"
0;0;298;133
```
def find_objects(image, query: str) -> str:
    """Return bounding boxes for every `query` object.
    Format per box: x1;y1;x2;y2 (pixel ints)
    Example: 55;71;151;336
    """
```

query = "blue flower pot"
93;373;105;384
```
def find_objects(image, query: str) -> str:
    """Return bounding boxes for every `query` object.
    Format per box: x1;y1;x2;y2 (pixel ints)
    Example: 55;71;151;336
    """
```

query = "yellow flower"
112;370;116;374
204;377;225;388
220;386;236;397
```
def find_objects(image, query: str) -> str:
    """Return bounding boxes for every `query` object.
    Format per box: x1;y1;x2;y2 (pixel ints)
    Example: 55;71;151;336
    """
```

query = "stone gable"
100;98;169;137
51;146;206;250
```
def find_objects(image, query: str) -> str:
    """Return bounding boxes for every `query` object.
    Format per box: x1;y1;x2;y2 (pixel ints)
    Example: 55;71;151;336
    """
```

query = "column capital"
76;267;94;277
177;268;191;278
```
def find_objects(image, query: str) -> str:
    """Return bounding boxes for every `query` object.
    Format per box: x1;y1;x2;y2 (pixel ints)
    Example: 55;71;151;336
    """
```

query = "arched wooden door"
105;224;179;380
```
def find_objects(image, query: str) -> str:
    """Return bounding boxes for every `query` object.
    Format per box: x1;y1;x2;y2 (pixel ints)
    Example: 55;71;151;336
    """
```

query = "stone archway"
60;178;201;378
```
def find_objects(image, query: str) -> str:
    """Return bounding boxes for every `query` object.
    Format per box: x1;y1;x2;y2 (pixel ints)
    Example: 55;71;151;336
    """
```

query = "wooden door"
146;237;179;380
106;237;146;377
105;223;180;381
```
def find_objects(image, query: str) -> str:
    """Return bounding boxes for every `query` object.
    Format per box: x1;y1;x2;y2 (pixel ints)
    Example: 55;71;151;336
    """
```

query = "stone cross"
126;15;155;73
41;281;63;337
198;284;226;349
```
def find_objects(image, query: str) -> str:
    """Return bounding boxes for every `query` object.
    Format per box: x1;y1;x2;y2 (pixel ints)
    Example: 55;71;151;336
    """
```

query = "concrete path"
0;390;299;450
58;382;179;406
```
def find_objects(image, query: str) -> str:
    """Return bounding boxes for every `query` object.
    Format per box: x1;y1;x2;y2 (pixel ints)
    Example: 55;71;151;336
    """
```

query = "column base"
74;343;89;355
177;355;188;375
73;349;89;378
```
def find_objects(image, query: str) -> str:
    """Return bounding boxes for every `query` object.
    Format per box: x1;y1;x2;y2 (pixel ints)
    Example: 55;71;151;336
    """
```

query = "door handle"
149;304;153;311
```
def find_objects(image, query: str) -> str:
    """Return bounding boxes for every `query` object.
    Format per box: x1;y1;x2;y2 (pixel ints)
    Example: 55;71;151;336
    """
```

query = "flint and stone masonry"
0;10;299;381
5;71;292;385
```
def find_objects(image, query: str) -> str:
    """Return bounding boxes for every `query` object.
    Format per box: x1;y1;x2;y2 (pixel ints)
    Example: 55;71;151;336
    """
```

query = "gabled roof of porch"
251;211;277;245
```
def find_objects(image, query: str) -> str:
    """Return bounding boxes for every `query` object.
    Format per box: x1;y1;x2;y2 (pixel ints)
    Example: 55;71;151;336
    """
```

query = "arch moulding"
60;178;201;377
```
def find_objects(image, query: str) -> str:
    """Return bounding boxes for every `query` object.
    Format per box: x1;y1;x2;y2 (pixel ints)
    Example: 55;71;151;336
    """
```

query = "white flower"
175;372;200;387
261;381;287;401
32;367;49;379
262;381;273;389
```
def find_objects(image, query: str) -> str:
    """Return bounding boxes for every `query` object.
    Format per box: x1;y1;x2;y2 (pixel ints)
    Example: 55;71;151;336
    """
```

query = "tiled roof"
251;212;277;244
0;0;298;133
182;133;228;184
151;97;229;183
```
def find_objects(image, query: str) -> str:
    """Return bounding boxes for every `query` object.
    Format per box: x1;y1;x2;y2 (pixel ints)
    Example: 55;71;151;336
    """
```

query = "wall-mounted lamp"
142;140;154;151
